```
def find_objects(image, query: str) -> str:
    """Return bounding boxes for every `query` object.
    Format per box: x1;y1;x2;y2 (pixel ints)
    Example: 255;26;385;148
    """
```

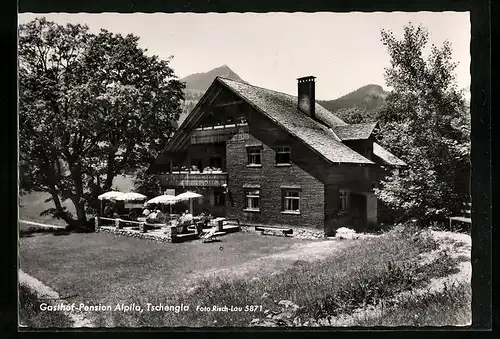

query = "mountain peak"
214;64;231;71
358;84;384;92
180;65;244;92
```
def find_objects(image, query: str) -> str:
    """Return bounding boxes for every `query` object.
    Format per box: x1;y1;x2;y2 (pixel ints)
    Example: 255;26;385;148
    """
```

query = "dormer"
331;122;378;160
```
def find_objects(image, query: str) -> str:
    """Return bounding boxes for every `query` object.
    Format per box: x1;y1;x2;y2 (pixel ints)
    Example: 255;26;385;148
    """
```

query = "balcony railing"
190;123;249;144
159;172;228;188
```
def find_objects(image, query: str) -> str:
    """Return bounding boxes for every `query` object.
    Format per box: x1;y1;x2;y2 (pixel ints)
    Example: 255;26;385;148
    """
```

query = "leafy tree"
19;18;184;229
134;168;162;199
335;107;377;124
374;23;470;225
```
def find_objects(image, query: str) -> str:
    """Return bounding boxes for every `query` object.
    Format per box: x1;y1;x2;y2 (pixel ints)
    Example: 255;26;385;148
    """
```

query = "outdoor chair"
200;225;225;243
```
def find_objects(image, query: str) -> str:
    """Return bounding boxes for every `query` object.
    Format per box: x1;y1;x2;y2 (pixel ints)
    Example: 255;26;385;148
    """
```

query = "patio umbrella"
144;194;178;214
98;191;125;200
113;192;147;216
175;191;203;214
97;191;125;216
114;192;147;202
145;194;177;206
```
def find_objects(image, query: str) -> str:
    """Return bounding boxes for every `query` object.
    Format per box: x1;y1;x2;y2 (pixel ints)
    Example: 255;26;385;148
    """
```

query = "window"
247;147;262;166
275;146;291;165
339;190;349;211
214;189;225;206
282;190;300;212
245;189;260;210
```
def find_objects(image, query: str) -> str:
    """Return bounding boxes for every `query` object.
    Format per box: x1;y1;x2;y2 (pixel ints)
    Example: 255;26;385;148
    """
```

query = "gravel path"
182;237;358;290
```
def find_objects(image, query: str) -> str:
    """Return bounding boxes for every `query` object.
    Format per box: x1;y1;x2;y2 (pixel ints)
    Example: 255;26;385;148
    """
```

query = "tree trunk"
103;149;116;192
74;198;87;229
69;163;87;230
49;189;77;227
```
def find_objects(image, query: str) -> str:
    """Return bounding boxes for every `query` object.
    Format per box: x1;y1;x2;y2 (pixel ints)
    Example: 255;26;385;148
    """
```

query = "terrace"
190;122;249;144
158;172;228;187
94;215;241;243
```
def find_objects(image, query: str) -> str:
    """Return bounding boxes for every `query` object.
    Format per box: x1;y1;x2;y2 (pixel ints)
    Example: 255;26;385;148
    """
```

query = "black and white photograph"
17;9;477;328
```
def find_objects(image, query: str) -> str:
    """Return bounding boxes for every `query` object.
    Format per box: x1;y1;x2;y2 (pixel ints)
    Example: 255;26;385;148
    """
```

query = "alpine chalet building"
148;76;405;235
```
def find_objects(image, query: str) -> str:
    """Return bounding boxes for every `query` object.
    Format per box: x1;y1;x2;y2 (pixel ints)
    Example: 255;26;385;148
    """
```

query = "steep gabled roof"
151;77;402;173
332;122;378;141
373;142;407;166
217;78;373;165
218;78;348;128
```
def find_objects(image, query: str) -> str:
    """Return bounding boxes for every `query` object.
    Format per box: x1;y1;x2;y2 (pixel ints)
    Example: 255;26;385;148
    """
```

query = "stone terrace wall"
96;226;172;243
240;225;326;240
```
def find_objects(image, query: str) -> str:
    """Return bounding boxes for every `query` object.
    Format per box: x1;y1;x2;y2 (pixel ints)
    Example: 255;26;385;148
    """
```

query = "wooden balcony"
190;123;249;144
159;172;228;188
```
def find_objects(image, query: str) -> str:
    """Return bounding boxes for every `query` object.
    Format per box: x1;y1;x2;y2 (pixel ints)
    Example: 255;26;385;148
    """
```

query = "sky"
18;12;470;100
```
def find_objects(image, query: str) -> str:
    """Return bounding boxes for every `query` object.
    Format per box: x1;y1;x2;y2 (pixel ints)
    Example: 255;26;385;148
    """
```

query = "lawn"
19;225;469;327
20;231;316;309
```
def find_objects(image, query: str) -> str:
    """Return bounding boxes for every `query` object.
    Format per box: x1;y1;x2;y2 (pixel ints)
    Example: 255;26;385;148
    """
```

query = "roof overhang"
373;142;407;167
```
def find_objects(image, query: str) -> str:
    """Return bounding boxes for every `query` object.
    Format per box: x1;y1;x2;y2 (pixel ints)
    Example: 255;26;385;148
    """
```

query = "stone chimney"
297;76;316;118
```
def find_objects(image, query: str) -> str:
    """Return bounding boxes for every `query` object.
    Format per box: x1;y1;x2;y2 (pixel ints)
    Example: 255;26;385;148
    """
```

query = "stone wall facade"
226;130;325;230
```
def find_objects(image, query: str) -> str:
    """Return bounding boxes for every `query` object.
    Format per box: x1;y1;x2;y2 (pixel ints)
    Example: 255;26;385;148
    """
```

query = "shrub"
357;282;471;326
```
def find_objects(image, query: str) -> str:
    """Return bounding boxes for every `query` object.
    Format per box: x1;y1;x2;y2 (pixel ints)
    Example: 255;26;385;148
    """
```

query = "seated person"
142;208;151;217
177;212;186;225
178;211;193;226
204;214;213;226
128;210;139;221
198;211;212;225
184;210;193;220
146;210;158;223
104;206;114;217
155;210;165;223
